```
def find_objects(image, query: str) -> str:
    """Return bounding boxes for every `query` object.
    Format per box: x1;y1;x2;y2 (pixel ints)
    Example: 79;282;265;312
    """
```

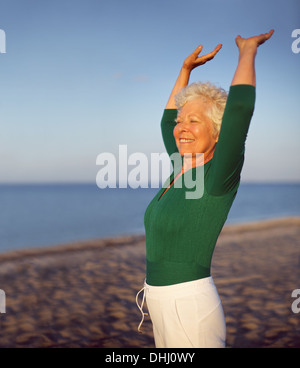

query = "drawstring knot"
136;286;148;333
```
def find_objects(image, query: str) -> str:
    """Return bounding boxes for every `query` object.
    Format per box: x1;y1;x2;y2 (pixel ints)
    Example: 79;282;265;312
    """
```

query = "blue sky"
0;0;299;183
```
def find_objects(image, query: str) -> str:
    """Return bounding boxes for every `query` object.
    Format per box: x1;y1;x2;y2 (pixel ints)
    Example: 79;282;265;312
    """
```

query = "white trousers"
140;277;226;348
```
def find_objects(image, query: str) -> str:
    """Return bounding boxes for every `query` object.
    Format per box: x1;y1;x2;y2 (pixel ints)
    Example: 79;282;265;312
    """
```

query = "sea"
0;183;299;254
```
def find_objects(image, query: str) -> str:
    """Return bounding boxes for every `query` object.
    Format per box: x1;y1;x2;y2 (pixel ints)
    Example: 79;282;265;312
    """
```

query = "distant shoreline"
0;181;300;185
1;216;299;261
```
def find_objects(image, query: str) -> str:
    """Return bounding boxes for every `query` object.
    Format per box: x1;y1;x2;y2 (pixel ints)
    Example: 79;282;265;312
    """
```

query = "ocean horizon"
0;182;299;254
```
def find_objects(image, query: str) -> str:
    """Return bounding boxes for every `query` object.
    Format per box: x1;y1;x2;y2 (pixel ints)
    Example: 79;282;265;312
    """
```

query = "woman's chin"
179;151;196;157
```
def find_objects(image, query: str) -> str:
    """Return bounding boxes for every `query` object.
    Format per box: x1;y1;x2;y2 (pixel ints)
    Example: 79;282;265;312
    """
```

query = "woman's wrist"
238;45;257;60
181;63;193;73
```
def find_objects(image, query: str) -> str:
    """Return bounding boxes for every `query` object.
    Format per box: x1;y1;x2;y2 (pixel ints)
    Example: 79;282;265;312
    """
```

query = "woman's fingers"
265;29;275;39
205;44;223;57
214;43;223;53
192;45;203;56
197;44;222;63
258;29;274;45
183;43;222;70
192;43;222;59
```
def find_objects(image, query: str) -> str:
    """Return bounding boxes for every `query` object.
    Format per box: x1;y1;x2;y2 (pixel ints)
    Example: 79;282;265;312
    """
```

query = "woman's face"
173;98;217;162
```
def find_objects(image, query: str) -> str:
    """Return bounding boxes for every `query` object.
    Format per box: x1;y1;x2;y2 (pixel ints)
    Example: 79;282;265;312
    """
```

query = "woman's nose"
179;122;189;132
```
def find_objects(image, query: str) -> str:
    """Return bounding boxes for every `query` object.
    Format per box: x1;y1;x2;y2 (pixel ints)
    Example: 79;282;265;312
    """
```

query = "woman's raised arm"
165;44;222;109
207;30;274;195
231;30;274;86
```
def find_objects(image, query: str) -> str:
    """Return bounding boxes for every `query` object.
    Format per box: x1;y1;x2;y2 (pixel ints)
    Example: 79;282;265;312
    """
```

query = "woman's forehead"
178;98;211;118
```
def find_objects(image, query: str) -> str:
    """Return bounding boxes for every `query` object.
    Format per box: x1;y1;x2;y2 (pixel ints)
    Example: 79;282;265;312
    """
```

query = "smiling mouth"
179;138;195;143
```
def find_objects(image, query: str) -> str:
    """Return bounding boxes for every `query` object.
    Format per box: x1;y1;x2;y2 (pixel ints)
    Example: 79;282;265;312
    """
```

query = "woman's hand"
183;44;222;71
235;30;274;55
165;43;222;109
231;29;274;86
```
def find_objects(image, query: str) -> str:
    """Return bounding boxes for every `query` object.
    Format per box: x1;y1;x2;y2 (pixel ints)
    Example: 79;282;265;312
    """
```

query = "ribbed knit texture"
144;85;256;286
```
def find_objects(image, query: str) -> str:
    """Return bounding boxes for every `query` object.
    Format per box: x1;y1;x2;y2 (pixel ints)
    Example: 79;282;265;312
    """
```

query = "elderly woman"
137;30;274;348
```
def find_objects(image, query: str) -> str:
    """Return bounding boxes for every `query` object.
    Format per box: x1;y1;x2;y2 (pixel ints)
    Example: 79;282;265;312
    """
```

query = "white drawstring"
136;285;148;333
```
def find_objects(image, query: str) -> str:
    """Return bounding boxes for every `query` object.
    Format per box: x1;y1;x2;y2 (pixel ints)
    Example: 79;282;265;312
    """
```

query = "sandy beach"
0;217;299;348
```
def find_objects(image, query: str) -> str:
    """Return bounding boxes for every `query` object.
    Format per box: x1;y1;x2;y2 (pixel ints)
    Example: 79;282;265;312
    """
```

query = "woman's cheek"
173;126;179;140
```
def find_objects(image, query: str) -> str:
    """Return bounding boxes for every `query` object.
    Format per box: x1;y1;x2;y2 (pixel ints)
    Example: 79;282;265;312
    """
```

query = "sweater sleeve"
206;84;256;196
160;109;178;157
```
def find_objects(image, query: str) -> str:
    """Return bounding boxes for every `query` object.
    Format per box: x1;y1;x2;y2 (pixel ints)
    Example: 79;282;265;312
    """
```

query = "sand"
0;217;299;348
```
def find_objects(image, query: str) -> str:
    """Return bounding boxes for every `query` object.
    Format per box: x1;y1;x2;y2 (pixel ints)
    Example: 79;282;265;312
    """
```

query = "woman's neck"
181;146;215;173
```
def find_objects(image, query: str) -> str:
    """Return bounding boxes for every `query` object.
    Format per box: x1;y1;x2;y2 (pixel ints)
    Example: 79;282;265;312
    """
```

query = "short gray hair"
175;81;228;138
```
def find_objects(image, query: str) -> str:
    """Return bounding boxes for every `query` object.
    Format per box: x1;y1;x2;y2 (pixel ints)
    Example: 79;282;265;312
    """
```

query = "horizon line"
0;180;300;186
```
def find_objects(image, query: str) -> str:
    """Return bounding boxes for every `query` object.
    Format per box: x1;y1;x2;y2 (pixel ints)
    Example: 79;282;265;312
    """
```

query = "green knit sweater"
144;84;255;286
